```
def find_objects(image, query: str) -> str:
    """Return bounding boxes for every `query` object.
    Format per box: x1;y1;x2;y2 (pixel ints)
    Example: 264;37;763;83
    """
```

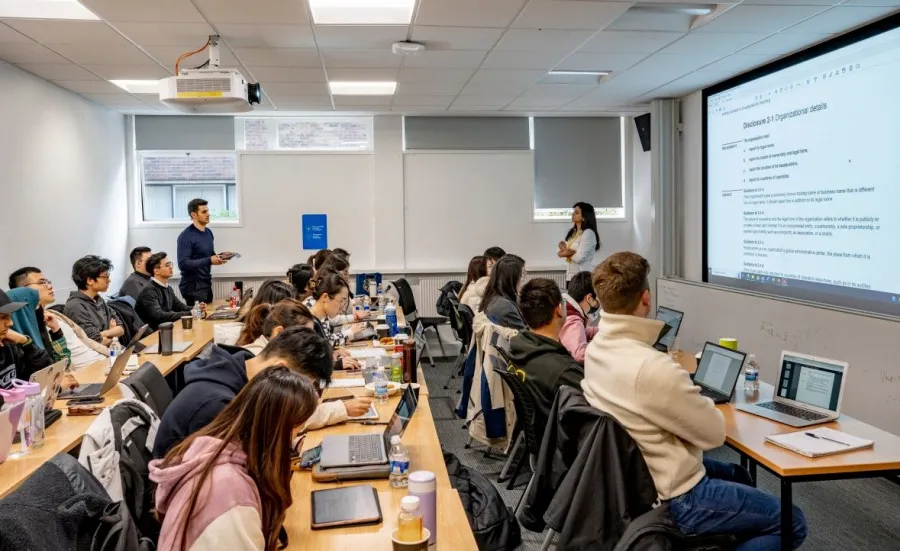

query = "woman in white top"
558;202;601;282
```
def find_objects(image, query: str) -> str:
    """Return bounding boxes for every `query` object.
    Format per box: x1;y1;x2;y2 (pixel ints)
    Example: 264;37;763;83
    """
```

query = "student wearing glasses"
307;271;361;371
63;256;125;345
137;252;205;331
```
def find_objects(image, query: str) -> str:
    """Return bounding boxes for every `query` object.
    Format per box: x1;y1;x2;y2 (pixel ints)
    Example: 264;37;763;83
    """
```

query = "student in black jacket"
136;252;204;331
0;289;53;388
507;278;584;443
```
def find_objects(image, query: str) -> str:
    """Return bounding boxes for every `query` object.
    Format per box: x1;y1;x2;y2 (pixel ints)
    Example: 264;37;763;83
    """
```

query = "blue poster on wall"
302;214;328;250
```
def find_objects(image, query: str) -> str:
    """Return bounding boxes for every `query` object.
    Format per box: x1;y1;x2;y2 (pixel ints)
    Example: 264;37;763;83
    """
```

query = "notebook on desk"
766;428;874;458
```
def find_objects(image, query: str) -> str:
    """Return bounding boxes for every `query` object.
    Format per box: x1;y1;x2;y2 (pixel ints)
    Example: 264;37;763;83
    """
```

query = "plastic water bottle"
20;382;44;450
385;301;398;337
192;302;203;320
376;282;384;308
744;354;760;393
390;352;403;383
363;295;372;314
230;285;240;308
109;337;124;369
374;367;390;405
389;435;410;488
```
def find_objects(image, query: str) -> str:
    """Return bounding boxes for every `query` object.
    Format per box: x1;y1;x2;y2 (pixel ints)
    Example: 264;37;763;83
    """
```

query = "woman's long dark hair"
308;250;333;273
237;299;315;346
308;270;349;301
460;256;488;300
286;264;313;297
160;367;319;551
480;255;525;313
317;254;349;275
565;202;601;251
239;280;298;321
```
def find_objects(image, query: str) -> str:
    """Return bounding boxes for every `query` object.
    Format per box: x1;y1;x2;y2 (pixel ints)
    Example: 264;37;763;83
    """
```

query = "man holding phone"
176;198;236;306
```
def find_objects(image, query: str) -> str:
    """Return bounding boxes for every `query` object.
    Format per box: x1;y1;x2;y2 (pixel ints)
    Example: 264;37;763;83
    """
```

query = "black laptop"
654;306;684;352
692;342;747;404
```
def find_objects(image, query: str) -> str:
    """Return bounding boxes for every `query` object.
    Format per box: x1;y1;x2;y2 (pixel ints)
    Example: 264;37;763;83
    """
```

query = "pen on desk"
804;432;849;446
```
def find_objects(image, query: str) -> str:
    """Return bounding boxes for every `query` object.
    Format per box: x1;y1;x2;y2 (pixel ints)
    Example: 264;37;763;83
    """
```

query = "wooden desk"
678;352;900;550
0;320;217;498
284;380;477;550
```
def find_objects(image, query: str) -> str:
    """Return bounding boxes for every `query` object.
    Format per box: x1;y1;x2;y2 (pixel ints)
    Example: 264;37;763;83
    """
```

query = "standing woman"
558;202;601;282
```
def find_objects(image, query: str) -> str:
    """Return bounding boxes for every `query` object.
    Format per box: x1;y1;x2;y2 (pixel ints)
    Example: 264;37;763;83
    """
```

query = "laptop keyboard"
699;387;726;401
757;401;829;421
71;383;102;397
348;434;384;463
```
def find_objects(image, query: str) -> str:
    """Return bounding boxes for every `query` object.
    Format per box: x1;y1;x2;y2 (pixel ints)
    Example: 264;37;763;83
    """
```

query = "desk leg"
780;478;793;551
748;458;758;487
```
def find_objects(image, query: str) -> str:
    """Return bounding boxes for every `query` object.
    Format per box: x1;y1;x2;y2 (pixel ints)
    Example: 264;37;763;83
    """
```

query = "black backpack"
444;452;522;551
436;281;462;318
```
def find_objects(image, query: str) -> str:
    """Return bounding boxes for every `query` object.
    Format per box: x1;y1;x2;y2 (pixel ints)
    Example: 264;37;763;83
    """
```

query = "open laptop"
654;306;685;352
692;342;746;404
58;345;136;400
209;288;255;320
738;351;848;428
319;384;420;468
28;359;67;425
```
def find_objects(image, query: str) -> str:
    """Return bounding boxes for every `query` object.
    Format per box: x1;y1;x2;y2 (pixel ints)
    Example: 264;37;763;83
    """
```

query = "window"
238;117;373;151
139;152;239;223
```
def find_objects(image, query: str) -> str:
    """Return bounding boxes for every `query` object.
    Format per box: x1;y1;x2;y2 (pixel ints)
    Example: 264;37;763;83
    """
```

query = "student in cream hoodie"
582;252;807;551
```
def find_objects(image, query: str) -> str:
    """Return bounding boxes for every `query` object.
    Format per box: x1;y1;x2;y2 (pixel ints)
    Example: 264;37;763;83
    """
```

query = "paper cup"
181;316;194;330
719;338;738;350
391;528;431;551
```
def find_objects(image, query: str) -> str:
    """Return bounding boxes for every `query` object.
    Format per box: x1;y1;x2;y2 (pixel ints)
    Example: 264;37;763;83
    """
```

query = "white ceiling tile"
415;0;528;28
17;63;101;81
261;82;331;96
144;46;238;70
391;105;448;112
82;64;171;80
2;20;126;44
393;95;454;106
452;95;517;107
400;50;487;68
461;69;545;95
448;105;504;112
265;95;332;107
513;1;631;31
333;96;394;107
580;31;685;53
495;29;594;52
321;49;400;68
638;72;725;101
740;1;851;5
333;105;390;111
605;51;726;95
326;67;399;80
0;23;30;43
48;42;159;66
81;93;151;106
481;50;567;70
191;0;308;24
0;43;69;64
739;33;832;56
110;22;213;46
81;0;206;23
396;80;466;95
783;6;899;33
398;68;475;83
53;80;124;94
518;84;595;101
216;24;316;49
841;1;900;6
247;66;326;83
411;26;505;51
556;52;646;72
234;48;321;68
660;33;769;55
606;10;694;33
505;97;569;109
697;54;779;74
314;26;408;49
694;5;831;34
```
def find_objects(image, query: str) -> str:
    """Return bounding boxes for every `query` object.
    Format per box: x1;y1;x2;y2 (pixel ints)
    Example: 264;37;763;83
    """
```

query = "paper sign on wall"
302;214;328;250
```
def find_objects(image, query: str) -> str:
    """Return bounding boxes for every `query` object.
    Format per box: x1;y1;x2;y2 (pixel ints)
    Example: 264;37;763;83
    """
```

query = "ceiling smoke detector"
392;41;426;56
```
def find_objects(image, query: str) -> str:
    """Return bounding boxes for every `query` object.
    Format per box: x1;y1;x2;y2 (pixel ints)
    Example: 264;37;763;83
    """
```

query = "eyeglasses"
96;274;111;281
28;279;52;288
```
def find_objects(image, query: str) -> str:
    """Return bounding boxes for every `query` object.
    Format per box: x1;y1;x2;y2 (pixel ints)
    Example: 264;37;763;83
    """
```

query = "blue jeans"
668;459;808;551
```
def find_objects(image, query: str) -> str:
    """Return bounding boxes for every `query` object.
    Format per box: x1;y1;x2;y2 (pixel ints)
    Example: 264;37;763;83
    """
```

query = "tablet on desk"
311;485;382;529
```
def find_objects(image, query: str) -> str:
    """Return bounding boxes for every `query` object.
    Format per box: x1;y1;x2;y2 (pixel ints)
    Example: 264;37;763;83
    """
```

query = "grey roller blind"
135;115;235;150
404;117;530;150
533;117;622;209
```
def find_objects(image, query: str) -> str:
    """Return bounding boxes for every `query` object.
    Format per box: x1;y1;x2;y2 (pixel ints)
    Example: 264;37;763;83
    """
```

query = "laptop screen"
694;343;746;395
382;385;420;450
778;354;845;411
655;306;685;349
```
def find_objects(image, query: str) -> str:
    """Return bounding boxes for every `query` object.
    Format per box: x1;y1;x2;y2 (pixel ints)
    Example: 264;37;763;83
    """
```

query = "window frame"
236;116;374;153
134;150;243;228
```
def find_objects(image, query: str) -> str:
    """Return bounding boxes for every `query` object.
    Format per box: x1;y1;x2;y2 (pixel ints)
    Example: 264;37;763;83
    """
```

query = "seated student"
0;289;53;387
480;254;527;330
64;255;125;346
583;252;807;550
118;247;152;300
307;249;333;276
286;263;313;297
136;252;204;331
152;326;332;459
307;272;361;371
236;300;373;427
151;366;319;551
332;248;350;261
508;278;584;440
458;256;487;311
559;271;600;363
237;280;297;321
7;272;69;364
460;247;506;312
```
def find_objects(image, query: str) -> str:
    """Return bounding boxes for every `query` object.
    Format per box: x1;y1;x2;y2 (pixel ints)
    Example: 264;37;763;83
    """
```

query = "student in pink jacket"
559;271;600;363
150;367;319;551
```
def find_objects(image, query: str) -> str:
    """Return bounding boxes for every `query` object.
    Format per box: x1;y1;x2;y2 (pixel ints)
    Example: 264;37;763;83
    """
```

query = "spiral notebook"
766;428;874;458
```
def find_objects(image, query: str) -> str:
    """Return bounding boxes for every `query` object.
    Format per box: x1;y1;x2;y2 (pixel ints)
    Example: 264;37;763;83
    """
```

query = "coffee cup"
181;316;194;330
376;324;390;339
391;528;431;551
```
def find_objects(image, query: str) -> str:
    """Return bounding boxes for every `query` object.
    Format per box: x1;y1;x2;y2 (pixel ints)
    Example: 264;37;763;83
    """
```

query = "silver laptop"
692;342;746;404
737;351;848;428
29;359;67;409
59;345;136;400
141;341;193;354
319;385;419;468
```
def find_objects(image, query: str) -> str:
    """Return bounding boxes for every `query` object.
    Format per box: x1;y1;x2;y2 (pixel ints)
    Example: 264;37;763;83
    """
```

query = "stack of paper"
766;428;874;457
328;378;366;389
348;348;386;359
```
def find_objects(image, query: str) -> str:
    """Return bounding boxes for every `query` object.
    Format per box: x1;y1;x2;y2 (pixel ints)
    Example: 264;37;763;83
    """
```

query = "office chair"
392;278;448;366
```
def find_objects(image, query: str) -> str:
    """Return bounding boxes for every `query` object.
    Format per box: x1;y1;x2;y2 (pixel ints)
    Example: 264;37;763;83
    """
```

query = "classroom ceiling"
0;0;896;115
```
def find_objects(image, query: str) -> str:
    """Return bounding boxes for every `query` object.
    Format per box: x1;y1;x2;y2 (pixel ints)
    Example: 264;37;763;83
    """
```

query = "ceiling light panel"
0;0;98;20
110;79;161;94
309;0;415;25
329;81;398;95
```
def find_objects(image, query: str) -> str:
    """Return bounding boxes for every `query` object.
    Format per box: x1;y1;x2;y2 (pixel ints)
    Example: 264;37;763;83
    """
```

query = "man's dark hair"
8;267;41;289
260;326;334;386
145;252;169;276
187;198;208;217
71;256;113;290
483;247;506;261
129;246;151;269
332;248;350;260
567;271;595;303
519;278;563;330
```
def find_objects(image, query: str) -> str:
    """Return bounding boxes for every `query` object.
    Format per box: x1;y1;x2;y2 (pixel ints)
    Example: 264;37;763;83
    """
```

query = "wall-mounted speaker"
634;113;651;152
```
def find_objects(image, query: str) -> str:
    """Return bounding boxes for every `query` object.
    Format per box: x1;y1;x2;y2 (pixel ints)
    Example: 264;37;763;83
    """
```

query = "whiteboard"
656;277;900;434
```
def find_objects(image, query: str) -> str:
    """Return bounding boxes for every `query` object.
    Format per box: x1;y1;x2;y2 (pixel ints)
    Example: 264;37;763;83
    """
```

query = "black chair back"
457;303;475;346
495;350;541;457
122;361;173;417
392;278;419;323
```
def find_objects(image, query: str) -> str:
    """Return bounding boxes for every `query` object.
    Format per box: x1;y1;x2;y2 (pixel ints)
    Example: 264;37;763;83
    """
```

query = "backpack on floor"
110;401;161;544
444;452;522;551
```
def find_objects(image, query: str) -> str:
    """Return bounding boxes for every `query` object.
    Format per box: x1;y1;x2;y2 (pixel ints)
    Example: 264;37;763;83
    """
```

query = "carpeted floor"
421;356;900;550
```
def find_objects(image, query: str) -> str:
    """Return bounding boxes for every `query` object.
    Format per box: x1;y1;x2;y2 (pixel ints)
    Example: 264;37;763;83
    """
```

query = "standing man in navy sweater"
176;198;233;306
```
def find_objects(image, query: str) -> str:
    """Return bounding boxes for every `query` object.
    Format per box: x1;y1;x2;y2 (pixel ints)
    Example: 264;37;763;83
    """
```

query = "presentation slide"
704;17;900;316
